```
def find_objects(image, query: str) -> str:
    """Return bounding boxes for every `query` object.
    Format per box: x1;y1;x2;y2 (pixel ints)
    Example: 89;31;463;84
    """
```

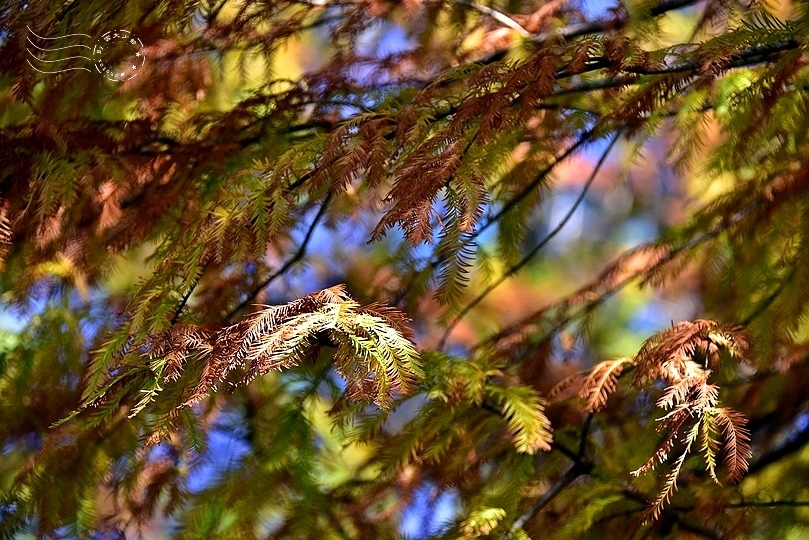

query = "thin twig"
438;132;620;349
476;130;594;239
509;465;586;533
474;196;761;352
481;0;702;64
510;410;595;534
226;191;333;320
741;264;799;326
170;261;210;325
391;131;592;308
578;413;594;457
454;0;530;37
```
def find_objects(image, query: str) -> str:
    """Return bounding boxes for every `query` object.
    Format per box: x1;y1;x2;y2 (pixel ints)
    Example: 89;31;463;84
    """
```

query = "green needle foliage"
3;0;809;538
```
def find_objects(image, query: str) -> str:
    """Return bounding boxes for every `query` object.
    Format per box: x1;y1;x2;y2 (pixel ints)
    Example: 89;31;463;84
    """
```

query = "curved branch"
438;132;620;349
226;191;334;320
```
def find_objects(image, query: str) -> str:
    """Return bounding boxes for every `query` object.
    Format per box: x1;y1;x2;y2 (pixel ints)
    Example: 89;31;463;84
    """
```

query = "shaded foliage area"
2;0;809;538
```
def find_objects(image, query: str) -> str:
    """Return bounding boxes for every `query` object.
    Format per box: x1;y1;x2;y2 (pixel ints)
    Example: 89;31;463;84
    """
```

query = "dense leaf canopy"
2;0;809;538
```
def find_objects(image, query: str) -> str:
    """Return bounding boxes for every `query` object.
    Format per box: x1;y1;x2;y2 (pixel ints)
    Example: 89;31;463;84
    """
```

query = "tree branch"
748;421;809;474
481;0;702;64
454;0;530;37
728;500;809;508
226;191;333;320
170;261;210;325
438;132;620;349
509;464;588;534
558;0;701;41
618;40;801;75
509;410;596;534
741;264;799;326
474;196;761;352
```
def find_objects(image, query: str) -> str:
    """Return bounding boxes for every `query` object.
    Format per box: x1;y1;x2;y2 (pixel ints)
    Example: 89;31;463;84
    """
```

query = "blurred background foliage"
2;0;809;538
